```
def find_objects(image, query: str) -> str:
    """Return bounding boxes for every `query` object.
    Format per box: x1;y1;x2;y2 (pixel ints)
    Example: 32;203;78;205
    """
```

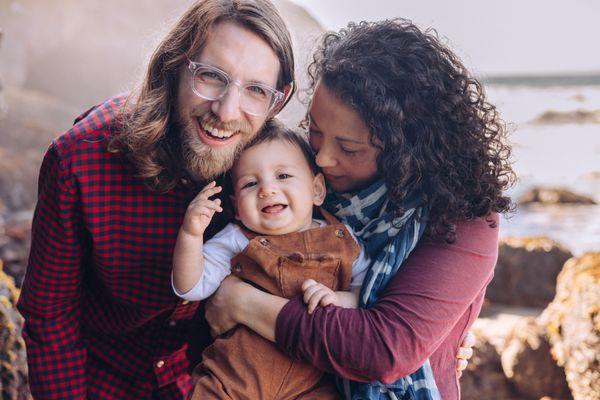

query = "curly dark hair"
306;19;515;242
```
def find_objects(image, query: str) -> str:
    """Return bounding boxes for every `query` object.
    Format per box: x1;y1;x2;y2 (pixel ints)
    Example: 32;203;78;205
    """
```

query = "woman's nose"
315;147;337;168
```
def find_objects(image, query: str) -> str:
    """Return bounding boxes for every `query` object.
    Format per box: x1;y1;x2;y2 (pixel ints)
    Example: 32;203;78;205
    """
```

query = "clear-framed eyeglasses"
188;60;284;117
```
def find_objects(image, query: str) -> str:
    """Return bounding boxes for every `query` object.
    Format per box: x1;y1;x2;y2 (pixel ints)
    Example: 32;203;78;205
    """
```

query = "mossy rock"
486;236;572;308
0;259;31;399
540;252;600;400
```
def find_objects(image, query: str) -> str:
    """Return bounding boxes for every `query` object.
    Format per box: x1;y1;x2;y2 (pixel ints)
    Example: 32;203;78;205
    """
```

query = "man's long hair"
109;0;295;191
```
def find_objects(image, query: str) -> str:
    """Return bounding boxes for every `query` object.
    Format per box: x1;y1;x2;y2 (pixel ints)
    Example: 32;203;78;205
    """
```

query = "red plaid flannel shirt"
18;95;227;399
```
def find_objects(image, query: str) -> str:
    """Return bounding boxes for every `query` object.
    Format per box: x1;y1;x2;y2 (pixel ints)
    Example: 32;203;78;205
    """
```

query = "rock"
461;306;542;400
0;211;33;287
460;333;517;400
501;317;572;399
530;109;600;125
540;252;600;400
0;146;40;214
0;87;83;214
519;187;597;205
0;87;79;153
486;236;573;308
465;305;573;399
0;259;31;399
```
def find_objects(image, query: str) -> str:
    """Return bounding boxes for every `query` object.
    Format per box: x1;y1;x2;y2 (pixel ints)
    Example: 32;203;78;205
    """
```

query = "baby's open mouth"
261;204;287;213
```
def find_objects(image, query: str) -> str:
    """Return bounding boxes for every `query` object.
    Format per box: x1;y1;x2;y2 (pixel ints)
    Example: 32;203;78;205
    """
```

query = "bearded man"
17;1;294;398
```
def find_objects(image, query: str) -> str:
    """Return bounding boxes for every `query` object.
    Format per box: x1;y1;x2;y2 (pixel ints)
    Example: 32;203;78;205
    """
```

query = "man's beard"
176;111;253;181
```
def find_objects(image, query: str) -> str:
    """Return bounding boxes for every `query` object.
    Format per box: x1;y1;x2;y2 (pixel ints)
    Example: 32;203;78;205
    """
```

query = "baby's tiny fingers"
302;279;317;291
456;359;468;371
303;284;321;305
202;200;223;212
319;293;336;307
308;290;326;314
199;186;222;199
195;206;216;219
213;198;223;212
202;181;217;190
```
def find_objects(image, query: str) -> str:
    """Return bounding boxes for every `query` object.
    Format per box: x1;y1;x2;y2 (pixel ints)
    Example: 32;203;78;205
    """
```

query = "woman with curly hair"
206;18;515;399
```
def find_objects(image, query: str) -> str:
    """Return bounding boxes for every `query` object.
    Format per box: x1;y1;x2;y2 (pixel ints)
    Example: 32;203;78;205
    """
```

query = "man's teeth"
202;122;235;139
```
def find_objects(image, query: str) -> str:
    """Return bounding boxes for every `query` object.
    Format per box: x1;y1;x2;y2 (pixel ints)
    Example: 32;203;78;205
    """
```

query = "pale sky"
290;0;600;76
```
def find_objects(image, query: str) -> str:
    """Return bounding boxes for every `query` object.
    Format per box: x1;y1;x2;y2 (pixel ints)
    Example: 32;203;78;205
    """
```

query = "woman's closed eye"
340;146;361;155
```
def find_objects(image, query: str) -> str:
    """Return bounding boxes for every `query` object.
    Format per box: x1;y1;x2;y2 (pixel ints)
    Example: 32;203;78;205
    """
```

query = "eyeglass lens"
192;67;279;116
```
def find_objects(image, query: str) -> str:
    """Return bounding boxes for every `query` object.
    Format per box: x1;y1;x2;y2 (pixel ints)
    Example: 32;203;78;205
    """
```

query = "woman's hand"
456;331;475;377
204;275;249;337
205;275;290;342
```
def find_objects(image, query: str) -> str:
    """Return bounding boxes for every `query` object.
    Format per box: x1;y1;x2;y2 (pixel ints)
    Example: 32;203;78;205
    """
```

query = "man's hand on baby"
181;181;223;237
302;279;339;314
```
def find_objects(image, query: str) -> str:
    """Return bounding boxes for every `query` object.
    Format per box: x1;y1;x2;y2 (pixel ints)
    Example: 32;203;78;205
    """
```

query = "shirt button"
335;229;345;238
181;300;190;305
259;238;269;246
156;360;165;368
168;320;177;327
233;262;242;272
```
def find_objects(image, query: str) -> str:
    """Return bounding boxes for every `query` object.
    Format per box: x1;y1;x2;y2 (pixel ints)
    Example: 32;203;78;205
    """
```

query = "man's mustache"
195;110;252;134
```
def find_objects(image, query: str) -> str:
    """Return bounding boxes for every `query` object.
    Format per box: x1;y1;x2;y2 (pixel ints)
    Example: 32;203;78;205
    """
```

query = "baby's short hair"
243;119;319;174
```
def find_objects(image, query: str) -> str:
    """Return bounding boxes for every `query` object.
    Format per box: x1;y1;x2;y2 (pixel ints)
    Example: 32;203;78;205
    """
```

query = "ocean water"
484;75;600;255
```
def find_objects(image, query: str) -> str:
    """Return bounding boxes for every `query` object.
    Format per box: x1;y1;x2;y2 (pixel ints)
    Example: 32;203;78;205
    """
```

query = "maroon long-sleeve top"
276;214;498;400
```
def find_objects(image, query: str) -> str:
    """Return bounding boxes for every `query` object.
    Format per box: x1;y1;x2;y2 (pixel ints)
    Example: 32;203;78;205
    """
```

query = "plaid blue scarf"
324;179;441;400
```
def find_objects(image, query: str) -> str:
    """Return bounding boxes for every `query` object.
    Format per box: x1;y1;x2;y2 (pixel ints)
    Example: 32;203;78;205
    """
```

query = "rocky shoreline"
461;243;599;400
0;259;29;399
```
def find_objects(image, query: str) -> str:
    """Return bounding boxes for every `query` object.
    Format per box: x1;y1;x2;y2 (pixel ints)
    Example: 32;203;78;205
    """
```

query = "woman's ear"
312;172;326;206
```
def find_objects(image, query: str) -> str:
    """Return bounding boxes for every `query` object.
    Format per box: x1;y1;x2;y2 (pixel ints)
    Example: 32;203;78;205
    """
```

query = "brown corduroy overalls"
191;210;360;400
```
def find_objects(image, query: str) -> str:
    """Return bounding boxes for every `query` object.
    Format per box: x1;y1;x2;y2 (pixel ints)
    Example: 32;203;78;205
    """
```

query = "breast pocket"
278;254;341;298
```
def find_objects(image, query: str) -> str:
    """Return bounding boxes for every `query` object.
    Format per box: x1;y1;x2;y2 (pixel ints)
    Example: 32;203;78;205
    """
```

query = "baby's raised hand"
302;279;339;314
181;181;223;237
